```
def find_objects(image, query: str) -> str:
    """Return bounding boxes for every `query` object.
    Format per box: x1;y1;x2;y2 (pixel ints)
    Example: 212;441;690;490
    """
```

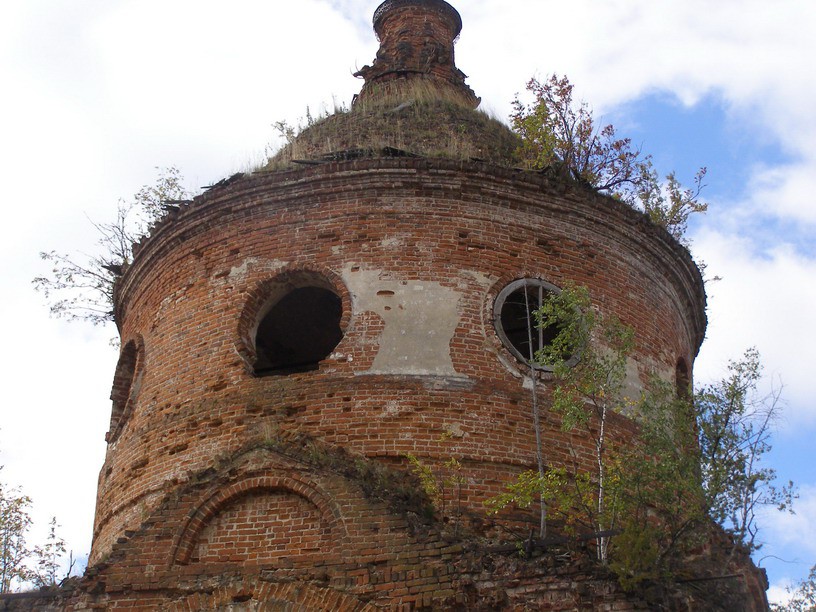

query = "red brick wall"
191;490;330;564
91;158;705;565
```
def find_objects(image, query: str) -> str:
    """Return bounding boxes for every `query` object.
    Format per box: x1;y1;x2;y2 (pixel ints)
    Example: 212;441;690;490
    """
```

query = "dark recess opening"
254;287;343;375
676;358;691;399
107;339;143;442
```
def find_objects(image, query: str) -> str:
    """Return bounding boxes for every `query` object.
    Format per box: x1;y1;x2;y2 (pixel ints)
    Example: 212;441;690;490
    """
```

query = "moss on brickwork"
216;431;438;523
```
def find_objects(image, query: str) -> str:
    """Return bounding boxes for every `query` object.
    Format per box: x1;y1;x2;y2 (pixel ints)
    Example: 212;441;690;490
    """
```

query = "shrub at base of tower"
407;447;466;536
609;380;706;589
0;480;32;593
487;285;793;594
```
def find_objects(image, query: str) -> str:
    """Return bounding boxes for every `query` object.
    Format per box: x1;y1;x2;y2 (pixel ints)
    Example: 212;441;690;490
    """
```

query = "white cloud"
692;229;816;424
767;581;793;607
459;1;816;119
762;485;816;559
755;486;816;606
748;161;816;225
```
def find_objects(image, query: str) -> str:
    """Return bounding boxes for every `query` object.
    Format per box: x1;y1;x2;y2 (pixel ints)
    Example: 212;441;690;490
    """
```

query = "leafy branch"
487;286;793;588
0;477;31;594
772;564;816;611
697;348;796;555
406;433;467;535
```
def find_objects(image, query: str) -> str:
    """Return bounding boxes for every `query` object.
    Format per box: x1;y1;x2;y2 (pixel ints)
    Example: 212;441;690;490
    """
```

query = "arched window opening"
254;286;343;375
107;339;144;442
493;278;576;371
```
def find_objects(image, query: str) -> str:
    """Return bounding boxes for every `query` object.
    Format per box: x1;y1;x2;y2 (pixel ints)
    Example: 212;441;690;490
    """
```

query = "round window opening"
254;286;343;375
493;279;577;371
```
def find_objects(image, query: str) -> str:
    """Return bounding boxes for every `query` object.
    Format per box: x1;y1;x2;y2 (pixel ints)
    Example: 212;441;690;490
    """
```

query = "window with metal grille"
493;278;574;371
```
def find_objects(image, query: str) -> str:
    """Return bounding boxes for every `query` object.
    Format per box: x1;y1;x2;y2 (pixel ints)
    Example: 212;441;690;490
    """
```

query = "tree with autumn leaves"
512;74;708;243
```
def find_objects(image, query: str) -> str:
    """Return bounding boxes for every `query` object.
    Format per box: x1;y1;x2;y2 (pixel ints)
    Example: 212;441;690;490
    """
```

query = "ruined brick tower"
13;1;769;609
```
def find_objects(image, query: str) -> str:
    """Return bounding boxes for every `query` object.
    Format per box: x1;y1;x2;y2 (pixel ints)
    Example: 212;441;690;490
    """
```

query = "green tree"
609;380;705;587
772;564;816;611
0;476;32;593
407;450;466;535
487;284;637;563
511;74;707;242
33;167;189;325
536;284;634;563
487;286;793;587
697;348;795;555
30;517;69;589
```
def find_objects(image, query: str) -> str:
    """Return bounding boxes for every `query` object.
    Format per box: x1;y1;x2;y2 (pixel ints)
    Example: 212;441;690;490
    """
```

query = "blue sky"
1;0;814;605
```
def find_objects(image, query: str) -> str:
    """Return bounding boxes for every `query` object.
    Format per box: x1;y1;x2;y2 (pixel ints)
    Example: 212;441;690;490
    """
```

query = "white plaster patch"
445;423;466;438
622;356;644;403
227;257;259;281
379;400;411;420
223;257;287;282
379;235;406;249
342;265;463;376
459;269;496;290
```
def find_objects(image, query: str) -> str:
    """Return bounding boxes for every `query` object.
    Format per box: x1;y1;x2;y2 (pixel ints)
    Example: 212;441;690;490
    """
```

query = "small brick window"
493;278;572;371
254;286;343;375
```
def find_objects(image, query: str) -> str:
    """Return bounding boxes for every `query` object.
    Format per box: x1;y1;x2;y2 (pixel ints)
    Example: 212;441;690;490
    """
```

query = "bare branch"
32;167;190;326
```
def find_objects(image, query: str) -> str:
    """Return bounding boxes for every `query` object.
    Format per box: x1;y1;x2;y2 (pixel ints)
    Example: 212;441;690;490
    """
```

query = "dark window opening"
676;358;691;399
494;279;574;370
254;287;343;375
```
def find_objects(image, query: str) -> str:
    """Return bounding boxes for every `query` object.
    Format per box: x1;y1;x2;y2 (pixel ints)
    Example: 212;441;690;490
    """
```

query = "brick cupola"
354;0;479;108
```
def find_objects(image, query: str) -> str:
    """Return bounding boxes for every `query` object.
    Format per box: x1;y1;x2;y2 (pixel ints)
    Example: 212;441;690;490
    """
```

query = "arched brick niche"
236;267;351;376
106;336;145;443
172;475;345;567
